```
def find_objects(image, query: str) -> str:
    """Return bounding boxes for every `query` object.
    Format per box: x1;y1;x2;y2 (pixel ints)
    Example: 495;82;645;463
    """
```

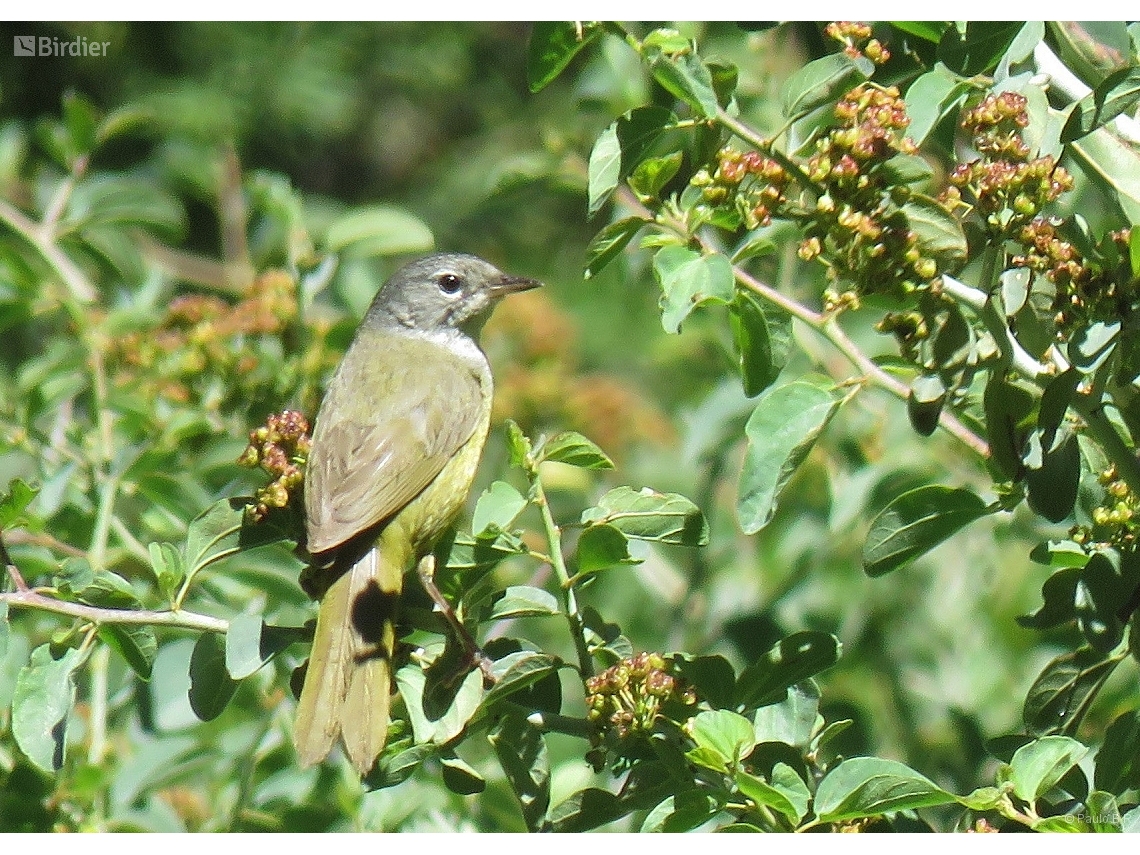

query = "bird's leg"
415;555;497;683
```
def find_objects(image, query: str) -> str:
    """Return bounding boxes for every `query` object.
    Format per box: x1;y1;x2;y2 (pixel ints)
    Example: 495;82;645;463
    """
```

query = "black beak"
491;274;542;296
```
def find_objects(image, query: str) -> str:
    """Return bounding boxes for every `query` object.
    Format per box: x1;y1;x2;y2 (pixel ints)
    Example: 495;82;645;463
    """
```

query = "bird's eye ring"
438;273;463;294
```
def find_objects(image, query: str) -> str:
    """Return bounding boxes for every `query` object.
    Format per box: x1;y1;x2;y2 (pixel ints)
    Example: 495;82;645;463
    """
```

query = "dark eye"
438;273;463;294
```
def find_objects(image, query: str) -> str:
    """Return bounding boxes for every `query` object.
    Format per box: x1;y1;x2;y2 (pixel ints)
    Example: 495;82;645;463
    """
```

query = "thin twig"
0;586;228;633
0;197;97;303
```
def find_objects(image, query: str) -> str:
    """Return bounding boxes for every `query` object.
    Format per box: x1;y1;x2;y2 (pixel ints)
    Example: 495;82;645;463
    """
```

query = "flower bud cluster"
1070;464;1140;552
947;93;1073;232
692;148;792;229
585;652;696;739
824;21;891;65
110;269;299;409
237;409;311;522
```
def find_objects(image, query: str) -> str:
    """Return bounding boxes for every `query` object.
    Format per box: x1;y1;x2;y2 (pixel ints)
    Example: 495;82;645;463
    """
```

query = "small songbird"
293;252;540;773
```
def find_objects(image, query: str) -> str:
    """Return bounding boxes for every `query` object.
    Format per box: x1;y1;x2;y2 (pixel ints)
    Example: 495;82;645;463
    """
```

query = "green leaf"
735;632;840;710
504;419;532;469
890;22;950;43
780;52;870;120
1023;647;1122;736
489;714;550;832
1018;567;1081;629
937;21;1024;76
983;378;1036;479
575;523;638;575
653;246;734;333
1072;125;1140;225
1010;735;1088;802
753;680;821;747
1095;710;1140;794
441;756;486;795
483;652;562;708
644;39;719;118
587;123;620;219
863;485;991;576
814;757;957;822
187;632;237;722
98;623;157;680
587;107;676;218
1085;791;1123;832
489;586;559;620
629;152;683;199
736;764;810;825
1062;66;1140;143
539;432;614;469
672;654;736;710
1026;434;1081;523
185;498;286;580
904;198;968;269
224;614;302;680
730;289;792;397
527;22;601;93
472;481;528;537
581;486;708;546
396;664;483;745
640;790;719;833
550;787;628;832
324;205;433;257
147;541;185;604
0;478;39;529
687;709;757;772
370;743;434;790
905;65;969;146
737;380;840;534
907;375;947;437
1075;553;1127;652
585;216;647;278
64;176;185;235
12;644;83;773
1070;322;1121;378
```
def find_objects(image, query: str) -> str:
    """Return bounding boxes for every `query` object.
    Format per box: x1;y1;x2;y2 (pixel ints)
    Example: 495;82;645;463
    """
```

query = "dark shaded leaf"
1026;433;1081;523
735;631;840;709
937;22;1024;76
585;217;647;278
1018;567;1081;629
483;653;562;708
1023;647;1123;736
1095;710;1140;793
863;485;991;576
490;713;550;831
550;787;627;832
188;632;237;722
441;756;486;795
672;653;736;710
983;378;1036;480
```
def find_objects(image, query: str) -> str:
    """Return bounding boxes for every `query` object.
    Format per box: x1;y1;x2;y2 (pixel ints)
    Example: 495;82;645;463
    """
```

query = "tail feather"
294;540;404;773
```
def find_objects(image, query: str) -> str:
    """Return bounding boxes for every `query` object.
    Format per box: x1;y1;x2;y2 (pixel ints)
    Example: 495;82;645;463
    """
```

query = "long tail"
293;534;405;773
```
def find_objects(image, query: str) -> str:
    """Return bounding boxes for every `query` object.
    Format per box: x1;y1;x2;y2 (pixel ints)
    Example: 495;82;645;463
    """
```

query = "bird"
293;252;541;774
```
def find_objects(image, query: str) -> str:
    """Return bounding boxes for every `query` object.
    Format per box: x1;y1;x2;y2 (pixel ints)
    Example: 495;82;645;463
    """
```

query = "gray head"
366;252;540;335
